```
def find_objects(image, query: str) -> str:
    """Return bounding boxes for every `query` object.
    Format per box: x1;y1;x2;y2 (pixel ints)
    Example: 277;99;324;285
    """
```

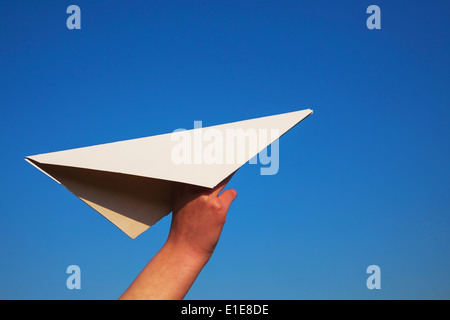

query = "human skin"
119;175;237;300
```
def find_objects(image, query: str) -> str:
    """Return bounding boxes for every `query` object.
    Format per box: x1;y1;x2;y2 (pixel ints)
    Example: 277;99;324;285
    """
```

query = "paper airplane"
25;109;313;239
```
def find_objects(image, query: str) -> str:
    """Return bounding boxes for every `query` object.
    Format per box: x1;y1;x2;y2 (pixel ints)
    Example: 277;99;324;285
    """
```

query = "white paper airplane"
25;109;313;239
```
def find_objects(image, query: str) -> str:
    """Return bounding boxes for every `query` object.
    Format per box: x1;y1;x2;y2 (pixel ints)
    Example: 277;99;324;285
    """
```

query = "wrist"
164;236;212;269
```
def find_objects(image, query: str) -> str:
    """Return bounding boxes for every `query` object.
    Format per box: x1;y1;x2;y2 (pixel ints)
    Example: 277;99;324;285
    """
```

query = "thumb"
217;189;238;212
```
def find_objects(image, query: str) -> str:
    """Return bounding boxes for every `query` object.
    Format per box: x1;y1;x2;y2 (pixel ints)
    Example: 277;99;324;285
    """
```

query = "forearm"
119;239;210;300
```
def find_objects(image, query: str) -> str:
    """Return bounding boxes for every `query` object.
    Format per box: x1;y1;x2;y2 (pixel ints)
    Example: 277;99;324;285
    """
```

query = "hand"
167;175;238;263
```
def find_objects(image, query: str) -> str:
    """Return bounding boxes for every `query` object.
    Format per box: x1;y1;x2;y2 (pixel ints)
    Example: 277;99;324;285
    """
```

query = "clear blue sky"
1;0;449;299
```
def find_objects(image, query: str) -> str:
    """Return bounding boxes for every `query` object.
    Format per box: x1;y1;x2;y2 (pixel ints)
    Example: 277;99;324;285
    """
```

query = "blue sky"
0;0;449;299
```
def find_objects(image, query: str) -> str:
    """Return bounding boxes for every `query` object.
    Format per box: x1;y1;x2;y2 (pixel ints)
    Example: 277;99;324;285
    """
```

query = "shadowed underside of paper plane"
25;109;313;238
26;158;173;239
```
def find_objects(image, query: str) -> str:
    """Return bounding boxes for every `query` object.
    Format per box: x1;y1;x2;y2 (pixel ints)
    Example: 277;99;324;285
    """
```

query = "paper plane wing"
25;109;312;238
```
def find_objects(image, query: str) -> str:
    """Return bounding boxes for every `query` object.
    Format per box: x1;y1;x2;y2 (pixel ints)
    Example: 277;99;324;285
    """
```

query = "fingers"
217;188;238;212
172;171;238;214
210;171;237;197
